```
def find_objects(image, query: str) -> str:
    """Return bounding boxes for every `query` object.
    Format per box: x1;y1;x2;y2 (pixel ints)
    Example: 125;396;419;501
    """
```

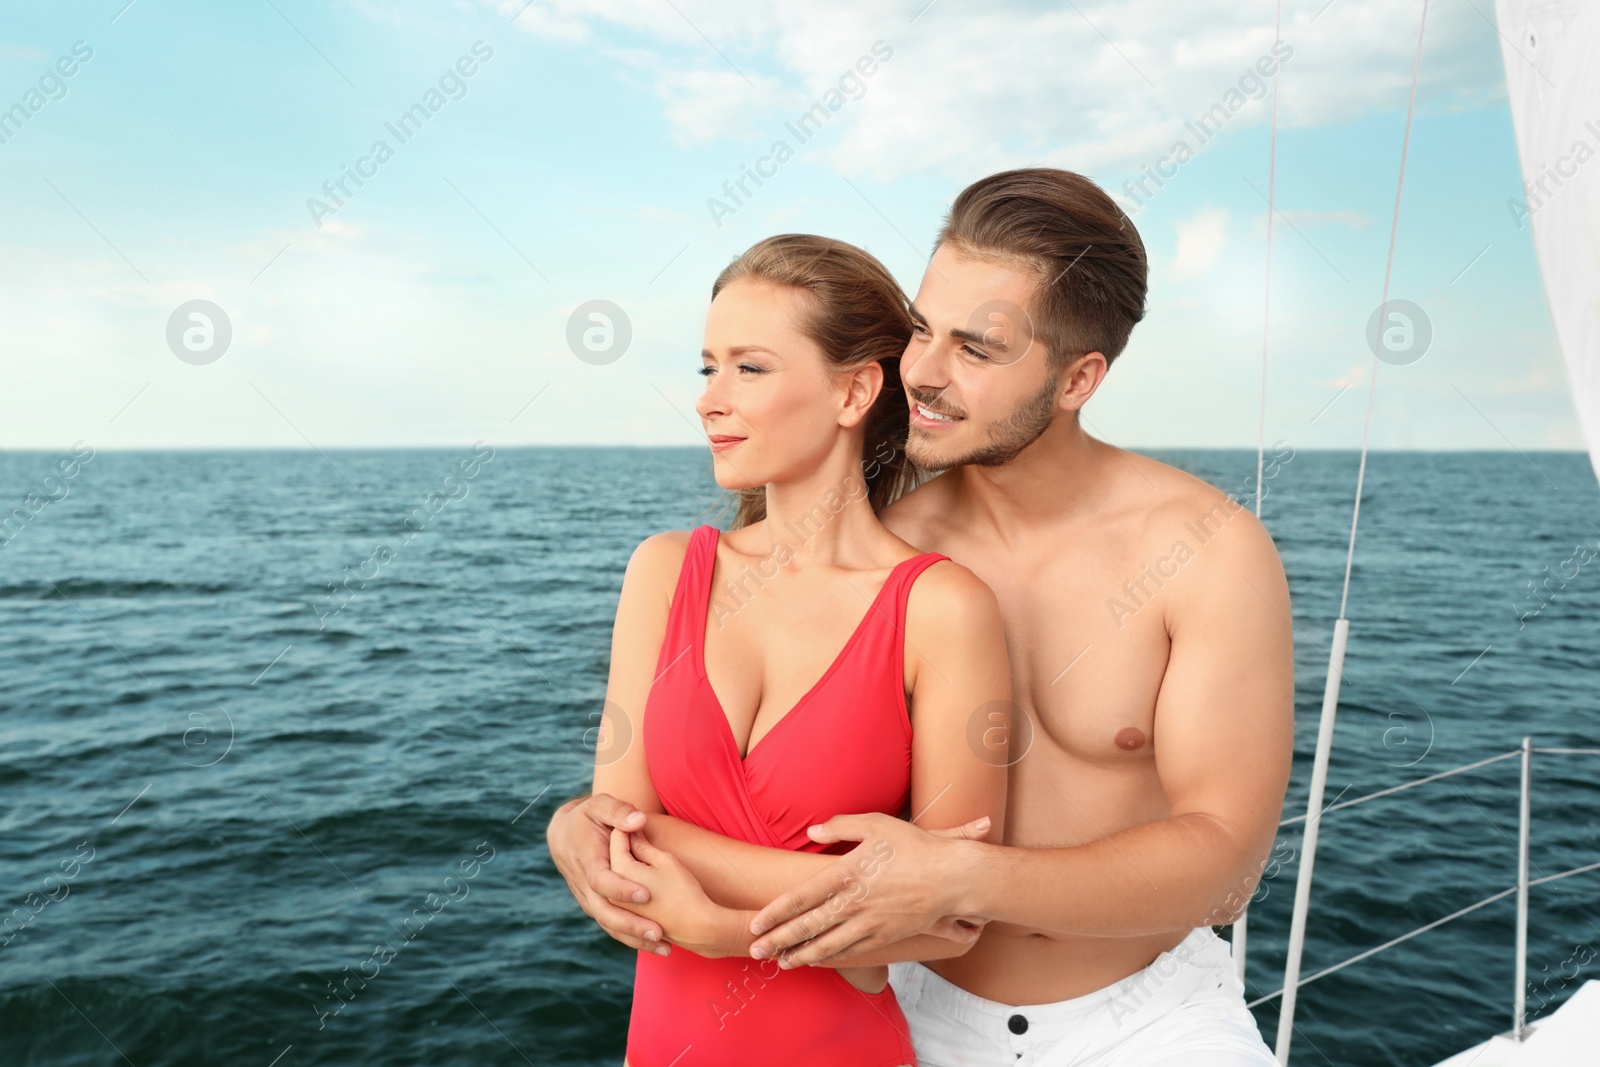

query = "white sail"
1420;16;1600;1063
1495;0;1600;486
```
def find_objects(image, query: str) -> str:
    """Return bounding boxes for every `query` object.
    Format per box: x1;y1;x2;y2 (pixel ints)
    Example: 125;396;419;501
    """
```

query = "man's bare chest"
951;541;1175;765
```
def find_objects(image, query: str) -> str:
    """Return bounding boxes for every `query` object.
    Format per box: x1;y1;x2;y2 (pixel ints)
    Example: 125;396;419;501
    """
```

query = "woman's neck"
754;455;886;570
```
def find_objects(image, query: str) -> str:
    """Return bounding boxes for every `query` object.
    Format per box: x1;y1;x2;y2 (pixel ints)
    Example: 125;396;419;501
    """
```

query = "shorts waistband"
894;927;1231;1043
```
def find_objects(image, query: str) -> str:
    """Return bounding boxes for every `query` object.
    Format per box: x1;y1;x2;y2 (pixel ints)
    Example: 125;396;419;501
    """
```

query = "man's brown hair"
936;167;1148;371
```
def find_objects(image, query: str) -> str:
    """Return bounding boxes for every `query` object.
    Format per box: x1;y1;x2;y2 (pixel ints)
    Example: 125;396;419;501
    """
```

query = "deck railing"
1252;737;1600;1056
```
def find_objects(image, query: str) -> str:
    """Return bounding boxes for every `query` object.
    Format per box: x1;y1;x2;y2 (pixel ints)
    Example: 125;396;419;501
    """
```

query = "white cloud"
1320;362;1369;390
1274;209;1376;231
496;0;1507;184
0;44;52;62
1171;207;1229;279
1492;364;1568;395
651;67;783;146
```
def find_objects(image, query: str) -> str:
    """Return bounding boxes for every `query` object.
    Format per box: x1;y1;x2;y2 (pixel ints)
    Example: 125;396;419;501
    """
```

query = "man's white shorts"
887;928;1276;1066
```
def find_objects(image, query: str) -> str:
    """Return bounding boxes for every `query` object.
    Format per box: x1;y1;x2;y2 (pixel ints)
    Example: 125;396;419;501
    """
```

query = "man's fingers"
551;798;664;956
589;863;650;906
776;921;875;969
750;899;844;959
549;793;585;827
928;815;992;841
749;871;845;938
564;796;651;904
588;896;669;955
591;835;667;954
927;914;986;944
588;793;647;832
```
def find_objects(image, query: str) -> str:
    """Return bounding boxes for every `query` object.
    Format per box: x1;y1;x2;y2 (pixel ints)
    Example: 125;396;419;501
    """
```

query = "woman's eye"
699;363;766;376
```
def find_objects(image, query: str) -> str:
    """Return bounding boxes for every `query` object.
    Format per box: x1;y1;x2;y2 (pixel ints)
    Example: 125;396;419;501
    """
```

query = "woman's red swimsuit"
626;524;949;1067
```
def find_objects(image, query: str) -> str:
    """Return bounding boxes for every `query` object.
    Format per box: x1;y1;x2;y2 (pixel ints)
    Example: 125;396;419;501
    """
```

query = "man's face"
901;243;1064;470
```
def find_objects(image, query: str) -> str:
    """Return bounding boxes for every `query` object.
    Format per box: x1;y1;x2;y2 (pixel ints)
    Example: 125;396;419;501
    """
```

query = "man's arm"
748;507;1293;962
611;821;992;963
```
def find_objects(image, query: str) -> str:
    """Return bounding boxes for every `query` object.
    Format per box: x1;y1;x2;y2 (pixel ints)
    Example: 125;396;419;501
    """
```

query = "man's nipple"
1114;727;1147;751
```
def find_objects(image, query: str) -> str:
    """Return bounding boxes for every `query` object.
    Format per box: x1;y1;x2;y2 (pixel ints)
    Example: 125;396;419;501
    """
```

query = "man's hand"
747;813;992;968
546;793;670;955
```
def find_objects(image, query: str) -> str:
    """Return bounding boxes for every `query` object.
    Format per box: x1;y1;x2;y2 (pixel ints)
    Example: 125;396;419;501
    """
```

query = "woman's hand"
608;829;751;958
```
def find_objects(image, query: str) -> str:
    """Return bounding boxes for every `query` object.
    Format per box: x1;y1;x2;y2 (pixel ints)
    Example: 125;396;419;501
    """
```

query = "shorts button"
1007;1013;1028;1035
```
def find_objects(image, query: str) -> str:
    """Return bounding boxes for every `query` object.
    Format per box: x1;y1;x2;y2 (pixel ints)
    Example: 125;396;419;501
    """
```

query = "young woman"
591;234;1011;1067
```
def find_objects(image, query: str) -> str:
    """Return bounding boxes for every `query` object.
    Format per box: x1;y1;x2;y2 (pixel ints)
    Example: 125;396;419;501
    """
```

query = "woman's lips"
709;435;745;453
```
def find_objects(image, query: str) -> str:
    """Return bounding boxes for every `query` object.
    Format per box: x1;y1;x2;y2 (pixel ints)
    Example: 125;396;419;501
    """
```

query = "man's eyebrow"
908;303;1011;351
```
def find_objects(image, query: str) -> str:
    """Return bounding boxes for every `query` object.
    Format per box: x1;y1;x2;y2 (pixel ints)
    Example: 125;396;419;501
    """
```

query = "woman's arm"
588;531;679;818
901;560;1011;841
547;532;682;953
610;824;992;962
637;813;829;906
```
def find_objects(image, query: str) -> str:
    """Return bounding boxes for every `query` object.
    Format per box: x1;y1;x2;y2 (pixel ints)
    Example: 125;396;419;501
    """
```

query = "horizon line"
0;444;1590;456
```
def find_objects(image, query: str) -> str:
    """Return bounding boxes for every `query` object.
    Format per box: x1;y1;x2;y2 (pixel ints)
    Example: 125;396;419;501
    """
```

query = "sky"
0;0;1584;453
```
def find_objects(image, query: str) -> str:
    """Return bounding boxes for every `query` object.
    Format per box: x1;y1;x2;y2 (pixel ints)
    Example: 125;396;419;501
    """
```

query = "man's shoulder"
1118;451;1255;524
1114;451;1283;577
1108;449;1216;503
880;471;957;545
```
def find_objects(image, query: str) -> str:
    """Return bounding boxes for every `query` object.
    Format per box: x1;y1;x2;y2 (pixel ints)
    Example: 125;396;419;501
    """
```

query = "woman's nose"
694;374;728;421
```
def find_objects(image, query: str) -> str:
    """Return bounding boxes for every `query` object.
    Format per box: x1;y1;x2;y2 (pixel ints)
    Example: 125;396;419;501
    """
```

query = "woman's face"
695;277;874;491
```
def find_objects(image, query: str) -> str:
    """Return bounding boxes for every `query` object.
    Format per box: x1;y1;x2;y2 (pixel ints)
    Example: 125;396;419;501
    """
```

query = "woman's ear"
838;360;885;429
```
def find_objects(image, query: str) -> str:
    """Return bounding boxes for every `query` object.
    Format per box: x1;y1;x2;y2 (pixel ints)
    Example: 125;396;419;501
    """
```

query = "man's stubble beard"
907;369;1062;471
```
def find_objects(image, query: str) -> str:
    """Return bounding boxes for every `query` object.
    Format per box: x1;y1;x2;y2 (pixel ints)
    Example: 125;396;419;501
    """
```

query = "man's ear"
840;360;886;428
1057;351;1109;412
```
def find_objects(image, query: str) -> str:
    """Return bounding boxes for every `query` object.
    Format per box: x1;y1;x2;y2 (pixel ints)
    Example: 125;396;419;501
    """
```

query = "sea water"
1;447;1596;1066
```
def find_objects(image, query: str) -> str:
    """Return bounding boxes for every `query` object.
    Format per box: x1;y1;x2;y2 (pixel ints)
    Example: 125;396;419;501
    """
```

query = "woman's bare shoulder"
903;557;1002;635
623;529;696;595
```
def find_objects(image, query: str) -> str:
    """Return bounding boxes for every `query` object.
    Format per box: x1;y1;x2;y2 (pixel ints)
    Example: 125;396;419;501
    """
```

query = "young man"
550;167;1292;1064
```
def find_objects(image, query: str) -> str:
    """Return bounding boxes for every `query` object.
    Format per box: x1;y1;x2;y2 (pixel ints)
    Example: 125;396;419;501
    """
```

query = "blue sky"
0;0;1582;452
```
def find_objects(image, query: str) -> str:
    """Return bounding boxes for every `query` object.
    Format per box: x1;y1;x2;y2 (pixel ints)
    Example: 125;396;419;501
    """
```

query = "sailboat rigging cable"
1274;1;1432;1061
